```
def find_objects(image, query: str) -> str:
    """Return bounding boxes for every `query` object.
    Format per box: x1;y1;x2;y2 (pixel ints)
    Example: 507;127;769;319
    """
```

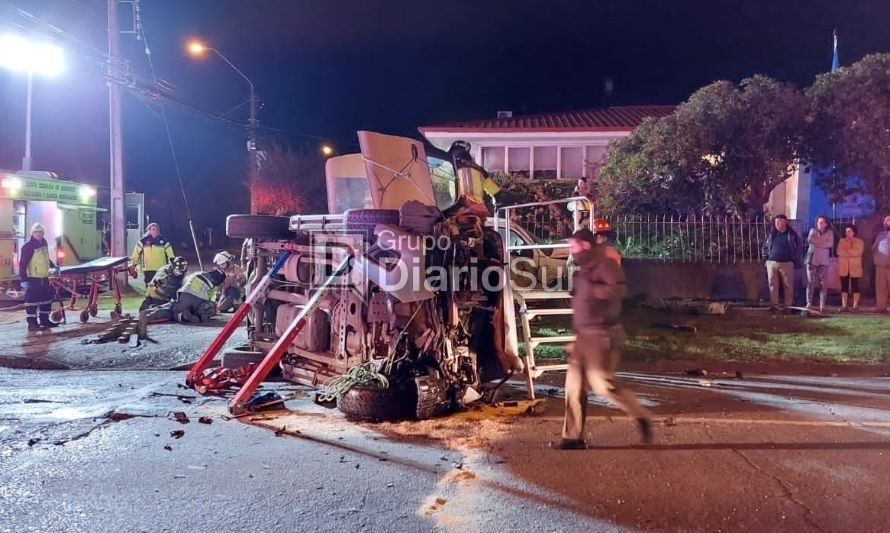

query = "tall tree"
806;53;890;213
599;76;806;218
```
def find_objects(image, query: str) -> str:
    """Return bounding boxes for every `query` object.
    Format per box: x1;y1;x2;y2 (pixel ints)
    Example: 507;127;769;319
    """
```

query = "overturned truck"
225;132;524;420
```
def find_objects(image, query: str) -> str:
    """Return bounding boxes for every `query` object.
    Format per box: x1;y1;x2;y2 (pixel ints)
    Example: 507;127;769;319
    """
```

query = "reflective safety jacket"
20;237;53;280
178;270;225;302
146;264;185;301
130;234;174;272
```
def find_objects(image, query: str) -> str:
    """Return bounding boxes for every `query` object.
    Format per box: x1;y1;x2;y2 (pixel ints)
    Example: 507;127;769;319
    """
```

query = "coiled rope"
318;362;389;402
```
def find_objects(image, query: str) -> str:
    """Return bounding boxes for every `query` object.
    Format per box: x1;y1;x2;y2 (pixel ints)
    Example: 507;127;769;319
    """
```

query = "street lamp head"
187;40;208;56
0;34;65;76
321;144;334;157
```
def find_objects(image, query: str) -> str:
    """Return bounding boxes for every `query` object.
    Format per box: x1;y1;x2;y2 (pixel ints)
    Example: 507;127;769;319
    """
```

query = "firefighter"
172;252;233;323
216;255;246;313
19;223;59;332
139;256;189;311
129;222;174;284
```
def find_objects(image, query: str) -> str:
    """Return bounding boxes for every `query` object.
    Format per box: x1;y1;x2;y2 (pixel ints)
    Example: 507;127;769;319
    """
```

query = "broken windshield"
330;177;373;213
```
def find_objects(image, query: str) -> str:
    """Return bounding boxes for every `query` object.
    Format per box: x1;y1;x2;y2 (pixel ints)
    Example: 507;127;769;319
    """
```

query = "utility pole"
22;71;33;171
107;0;125;259
248;85;258;214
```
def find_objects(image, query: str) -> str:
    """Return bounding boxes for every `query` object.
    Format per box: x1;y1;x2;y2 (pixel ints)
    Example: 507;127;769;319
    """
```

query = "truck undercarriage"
224;132;523;420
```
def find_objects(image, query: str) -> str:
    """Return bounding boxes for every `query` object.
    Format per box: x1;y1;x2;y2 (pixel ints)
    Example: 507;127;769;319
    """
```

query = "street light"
321;144;334;157
187;38;260;213
0;34;66;171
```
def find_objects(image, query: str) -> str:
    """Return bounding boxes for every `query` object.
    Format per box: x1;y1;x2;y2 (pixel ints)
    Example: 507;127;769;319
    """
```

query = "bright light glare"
321;145;334;156
187;41;207;56
1;176;22;190
78;185;96;201
0;35;65;76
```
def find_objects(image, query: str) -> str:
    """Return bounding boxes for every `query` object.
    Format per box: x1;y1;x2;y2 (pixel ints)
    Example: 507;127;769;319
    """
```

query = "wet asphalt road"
2;368;890;532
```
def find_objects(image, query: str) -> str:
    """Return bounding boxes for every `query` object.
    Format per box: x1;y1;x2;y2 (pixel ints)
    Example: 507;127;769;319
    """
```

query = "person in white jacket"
804;215;834;312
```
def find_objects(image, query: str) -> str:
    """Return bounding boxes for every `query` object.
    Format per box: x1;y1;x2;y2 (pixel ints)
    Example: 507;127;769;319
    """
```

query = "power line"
135;1;204;269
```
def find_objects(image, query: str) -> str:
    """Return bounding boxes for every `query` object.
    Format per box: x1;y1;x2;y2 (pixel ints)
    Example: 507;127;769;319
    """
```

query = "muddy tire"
337;384;416;422
226;214;291;240
344;209;399;230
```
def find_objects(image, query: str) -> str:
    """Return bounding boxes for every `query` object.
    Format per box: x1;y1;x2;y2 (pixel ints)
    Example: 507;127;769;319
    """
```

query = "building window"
482;146;505;173
560;146;584;180
508;147;530;178
584;146;607;179
533;146;557;179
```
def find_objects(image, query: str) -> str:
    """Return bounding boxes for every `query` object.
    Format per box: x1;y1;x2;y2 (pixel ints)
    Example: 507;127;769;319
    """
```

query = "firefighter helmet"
212;251;235;270
170;256;188;276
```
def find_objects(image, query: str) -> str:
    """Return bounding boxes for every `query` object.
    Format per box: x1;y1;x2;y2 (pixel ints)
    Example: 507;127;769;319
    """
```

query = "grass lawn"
523;306;890;364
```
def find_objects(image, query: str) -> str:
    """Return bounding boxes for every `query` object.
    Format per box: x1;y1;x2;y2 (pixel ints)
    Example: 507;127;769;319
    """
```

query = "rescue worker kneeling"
216;255;246;313
174;268;226;323
139;256;189;311
140;252;233;324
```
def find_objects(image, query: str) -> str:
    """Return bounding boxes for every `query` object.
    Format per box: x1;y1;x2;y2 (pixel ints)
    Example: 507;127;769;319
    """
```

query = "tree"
249;144;328;215
806;53;890;213
599;76;806;218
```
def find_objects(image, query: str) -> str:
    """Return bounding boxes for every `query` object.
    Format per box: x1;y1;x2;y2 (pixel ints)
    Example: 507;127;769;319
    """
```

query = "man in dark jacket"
20;223;59;332
762;214;801;308
556;228;652;450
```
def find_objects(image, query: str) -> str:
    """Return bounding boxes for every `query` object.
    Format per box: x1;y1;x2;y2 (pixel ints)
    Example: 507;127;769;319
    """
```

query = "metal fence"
608;214;859;263
498;201;861;263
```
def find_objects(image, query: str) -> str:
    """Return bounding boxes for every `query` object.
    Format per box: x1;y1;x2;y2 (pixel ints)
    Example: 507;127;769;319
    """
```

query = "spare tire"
344;209;399;229
226;214;292;240
337;383;416;422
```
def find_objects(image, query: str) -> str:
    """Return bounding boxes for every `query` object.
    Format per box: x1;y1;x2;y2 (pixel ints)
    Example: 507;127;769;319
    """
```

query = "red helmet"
593;219;612;233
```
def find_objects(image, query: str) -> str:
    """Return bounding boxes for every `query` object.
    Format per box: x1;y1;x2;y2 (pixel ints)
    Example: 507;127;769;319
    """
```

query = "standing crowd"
762;213;890;313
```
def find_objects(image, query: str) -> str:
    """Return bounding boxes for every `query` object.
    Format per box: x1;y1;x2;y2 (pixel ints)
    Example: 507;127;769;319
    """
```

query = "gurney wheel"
89;304;98;317
80;310;90;323
51;310;64;323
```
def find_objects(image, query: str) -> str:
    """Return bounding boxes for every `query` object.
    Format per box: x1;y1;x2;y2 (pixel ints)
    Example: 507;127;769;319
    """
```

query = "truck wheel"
221;345;279;376
344;209;399;229
226;215;292;240
337;383;416;422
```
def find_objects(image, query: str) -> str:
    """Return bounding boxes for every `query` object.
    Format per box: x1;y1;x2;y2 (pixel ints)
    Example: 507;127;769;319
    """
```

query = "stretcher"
49;256;130;324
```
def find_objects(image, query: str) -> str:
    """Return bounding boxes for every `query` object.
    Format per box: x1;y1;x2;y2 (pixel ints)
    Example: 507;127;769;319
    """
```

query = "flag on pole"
831;30;840;72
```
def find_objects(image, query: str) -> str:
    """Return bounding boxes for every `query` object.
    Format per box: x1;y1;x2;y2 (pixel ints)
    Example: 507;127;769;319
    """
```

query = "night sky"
2;0;890;246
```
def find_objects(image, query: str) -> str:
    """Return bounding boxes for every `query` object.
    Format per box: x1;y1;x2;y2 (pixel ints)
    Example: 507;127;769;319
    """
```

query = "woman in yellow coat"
837;224;865;311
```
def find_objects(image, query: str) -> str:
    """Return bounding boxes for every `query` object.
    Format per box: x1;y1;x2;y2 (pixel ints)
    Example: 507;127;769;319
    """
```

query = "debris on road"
170;430;185;439
170;412;190;424
198;416;213;425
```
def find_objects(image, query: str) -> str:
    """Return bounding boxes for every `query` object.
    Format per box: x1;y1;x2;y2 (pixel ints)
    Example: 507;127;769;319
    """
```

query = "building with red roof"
419;105;674;181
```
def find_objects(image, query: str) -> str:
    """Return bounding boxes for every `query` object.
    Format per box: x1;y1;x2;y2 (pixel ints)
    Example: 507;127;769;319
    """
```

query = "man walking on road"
556;228;652;450
762;214;801;309
874;214;890;313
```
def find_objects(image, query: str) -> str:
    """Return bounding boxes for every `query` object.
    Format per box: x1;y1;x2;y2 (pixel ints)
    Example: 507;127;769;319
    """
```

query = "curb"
620;358;890;377
0;355;70;371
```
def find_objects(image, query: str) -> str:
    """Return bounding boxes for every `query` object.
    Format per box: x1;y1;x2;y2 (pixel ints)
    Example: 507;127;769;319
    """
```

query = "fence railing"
608;214;859;263
497;202;861;263
606;214;770;263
